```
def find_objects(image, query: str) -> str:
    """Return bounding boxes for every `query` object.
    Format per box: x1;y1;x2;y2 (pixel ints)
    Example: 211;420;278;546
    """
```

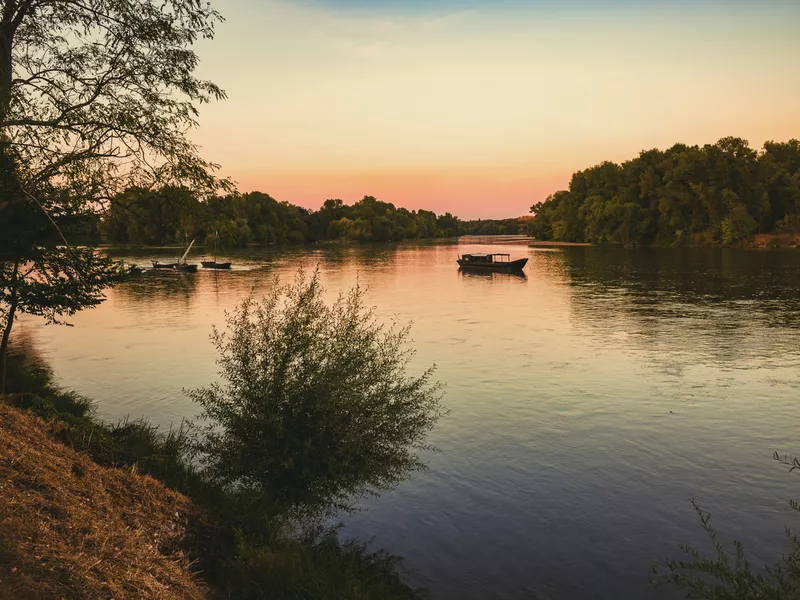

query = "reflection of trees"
311;244;400;269
536;247;800;368
113;271;200;309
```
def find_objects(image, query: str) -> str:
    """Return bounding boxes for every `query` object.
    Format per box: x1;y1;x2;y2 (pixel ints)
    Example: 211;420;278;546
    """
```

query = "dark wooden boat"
170;239;198;273
201;260;231;270
457;253;528;272
151;261;177;269
201;231;232;269
127;264;143;276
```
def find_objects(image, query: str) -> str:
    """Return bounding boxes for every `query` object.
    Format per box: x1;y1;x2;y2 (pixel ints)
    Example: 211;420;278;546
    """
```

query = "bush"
190;269;445;517
4;337;427;599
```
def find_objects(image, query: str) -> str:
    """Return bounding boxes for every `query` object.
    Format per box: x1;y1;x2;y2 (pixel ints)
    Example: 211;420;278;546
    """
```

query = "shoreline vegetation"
95;191;532;247
527;137;800;248
88;138;800;252
0;272;442;600
0;349;420;599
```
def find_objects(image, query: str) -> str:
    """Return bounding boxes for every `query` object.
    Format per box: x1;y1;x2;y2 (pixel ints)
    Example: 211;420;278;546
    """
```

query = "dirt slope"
0;400;205;599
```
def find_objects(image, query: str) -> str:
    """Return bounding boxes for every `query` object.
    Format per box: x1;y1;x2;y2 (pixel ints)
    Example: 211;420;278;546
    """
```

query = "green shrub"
190;269;445;517
3;333;427;599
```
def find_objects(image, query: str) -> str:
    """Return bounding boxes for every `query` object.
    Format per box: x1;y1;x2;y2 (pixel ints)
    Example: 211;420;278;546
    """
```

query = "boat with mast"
174;239;199;272
201;231;231;269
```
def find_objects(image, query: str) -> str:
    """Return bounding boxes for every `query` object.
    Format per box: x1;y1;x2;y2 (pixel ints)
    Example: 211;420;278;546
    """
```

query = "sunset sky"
192;0;800;219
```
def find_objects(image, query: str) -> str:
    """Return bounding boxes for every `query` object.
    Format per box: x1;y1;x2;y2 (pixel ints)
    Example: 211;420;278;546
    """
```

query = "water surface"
19;243;800;599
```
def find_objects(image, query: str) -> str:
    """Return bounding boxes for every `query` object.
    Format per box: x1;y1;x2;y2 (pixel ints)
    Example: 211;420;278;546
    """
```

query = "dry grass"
0;399;206;599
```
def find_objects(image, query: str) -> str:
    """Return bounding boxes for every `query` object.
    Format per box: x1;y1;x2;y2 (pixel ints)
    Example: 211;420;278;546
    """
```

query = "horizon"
191;0;800;219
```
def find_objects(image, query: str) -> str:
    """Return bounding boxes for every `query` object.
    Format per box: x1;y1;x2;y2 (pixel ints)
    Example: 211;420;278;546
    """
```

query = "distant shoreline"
528;240;592;247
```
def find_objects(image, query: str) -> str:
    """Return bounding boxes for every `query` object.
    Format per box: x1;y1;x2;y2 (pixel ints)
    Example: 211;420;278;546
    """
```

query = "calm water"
18;243;800;599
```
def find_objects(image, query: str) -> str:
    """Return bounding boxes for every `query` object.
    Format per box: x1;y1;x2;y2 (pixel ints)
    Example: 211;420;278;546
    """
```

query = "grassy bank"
1;345;421;600
0;400;204;599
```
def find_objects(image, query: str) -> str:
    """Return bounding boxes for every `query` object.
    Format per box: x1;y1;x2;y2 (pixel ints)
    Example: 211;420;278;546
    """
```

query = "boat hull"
151;261;176;269
175;264;198;273
456;257;528;272
201;261;232;270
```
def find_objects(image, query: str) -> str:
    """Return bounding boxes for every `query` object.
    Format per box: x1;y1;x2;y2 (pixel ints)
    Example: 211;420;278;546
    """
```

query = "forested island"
527;137;800;246
97;190;531;246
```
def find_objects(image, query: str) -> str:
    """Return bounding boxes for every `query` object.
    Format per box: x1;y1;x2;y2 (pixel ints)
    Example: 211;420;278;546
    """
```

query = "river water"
17;242;800;599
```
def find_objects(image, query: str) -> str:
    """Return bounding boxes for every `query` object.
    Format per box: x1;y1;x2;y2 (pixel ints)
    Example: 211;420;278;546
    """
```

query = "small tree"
190;270;445;516
0;0;227;392
0;180;118;394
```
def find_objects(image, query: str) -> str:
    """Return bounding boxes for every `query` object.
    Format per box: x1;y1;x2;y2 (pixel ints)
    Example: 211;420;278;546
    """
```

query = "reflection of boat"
459;268;527;280
457;253;528;272
202;231;231;269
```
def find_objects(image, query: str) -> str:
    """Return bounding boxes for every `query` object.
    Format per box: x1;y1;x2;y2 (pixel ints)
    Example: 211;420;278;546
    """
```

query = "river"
17;242;800;599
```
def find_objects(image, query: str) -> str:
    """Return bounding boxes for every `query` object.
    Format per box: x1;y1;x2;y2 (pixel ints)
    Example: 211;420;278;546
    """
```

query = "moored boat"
151;261;177;269
201;231;232;269
174;239;198;272
201;260;231;270
457;253;528;272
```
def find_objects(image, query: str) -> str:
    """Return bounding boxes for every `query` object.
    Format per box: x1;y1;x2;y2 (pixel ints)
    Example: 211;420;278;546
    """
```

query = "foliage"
528;138;800;246
98;189;539;247
0;0;228;202
99;191;480;246
190;270;444;516
0;0;227;392
459;216;532;236
0;188;119;392
3;341;425;599
653;458;800;598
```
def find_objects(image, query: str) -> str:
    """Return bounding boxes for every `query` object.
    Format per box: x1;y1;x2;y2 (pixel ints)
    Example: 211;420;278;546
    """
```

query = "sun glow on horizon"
191;0;800;219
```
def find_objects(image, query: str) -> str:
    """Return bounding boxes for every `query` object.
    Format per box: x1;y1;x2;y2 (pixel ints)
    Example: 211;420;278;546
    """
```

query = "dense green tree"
0;0;226;393
189;270;444;517
99;191;520;245
528;138;800;246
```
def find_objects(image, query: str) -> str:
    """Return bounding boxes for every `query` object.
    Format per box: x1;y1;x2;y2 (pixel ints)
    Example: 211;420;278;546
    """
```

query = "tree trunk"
0;260;19;396
0;21;13;127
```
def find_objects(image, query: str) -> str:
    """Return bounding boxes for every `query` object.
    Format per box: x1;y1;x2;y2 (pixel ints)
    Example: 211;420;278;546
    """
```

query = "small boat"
201;260;231;270
457;253;528;272
151;261;177;269
201;230;232;269
174;239;198;273
127;264;143;276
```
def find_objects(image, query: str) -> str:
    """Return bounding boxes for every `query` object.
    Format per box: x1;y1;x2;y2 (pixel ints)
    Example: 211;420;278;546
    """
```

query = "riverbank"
0;400;203;599
745;232;800;249
0;348;420;600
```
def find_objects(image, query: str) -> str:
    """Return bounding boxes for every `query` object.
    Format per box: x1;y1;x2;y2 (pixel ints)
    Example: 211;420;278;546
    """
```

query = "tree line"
527;137;800;246
97;189;532;246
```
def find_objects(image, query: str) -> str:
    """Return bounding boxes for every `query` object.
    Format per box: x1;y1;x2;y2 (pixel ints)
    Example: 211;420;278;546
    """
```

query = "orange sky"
190;0;800;219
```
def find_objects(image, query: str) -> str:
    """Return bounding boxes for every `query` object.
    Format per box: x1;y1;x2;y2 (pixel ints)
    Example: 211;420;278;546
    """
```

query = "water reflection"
458;268;528;281
18;242;800;600
531;248;800;372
